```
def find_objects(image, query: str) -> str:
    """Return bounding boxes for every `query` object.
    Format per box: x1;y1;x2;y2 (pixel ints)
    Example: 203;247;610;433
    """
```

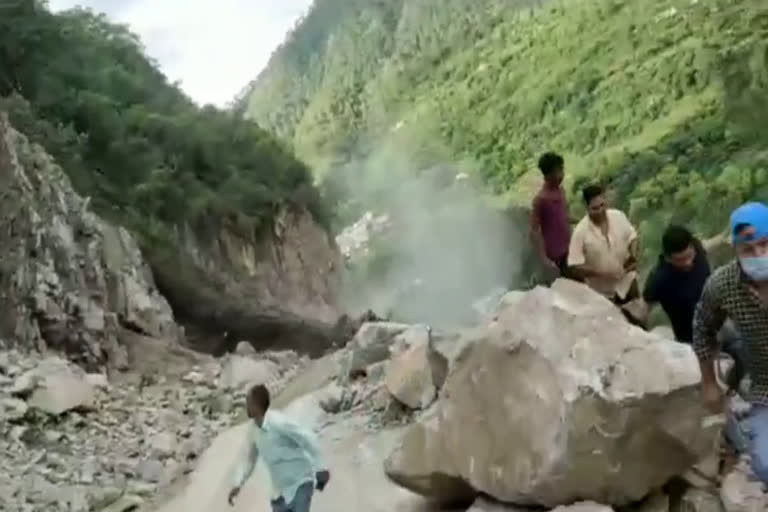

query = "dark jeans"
718;320;746;392
271;482;314;512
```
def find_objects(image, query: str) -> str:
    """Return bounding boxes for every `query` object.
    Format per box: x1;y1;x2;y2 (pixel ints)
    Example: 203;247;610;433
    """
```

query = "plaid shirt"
693;260;768;405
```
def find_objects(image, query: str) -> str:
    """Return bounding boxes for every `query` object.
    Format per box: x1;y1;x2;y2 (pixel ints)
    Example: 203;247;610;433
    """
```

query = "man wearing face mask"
693;201;768;483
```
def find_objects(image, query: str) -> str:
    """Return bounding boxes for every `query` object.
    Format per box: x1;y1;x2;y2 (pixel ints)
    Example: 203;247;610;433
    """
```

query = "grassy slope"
245;0;768;263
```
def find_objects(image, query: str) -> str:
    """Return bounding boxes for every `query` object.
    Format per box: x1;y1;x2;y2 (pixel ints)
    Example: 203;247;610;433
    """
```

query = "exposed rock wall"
0;114;180;370
149;203;349;356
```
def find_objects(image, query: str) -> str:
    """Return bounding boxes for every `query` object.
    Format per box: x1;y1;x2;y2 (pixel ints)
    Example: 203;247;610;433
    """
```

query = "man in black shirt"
644;225;745;390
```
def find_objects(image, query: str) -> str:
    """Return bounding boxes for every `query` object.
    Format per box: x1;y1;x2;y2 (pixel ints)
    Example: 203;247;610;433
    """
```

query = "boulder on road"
384;279;721;507
339;322;412;381
385;331;447;409
720;462;766;512
218;355;279;390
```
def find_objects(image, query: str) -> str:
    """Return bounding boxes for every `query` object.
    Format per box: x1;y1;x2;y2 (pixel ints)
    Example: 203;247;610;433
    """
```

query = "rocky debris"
218;355;280;390
680;488;725;512
339;322;424;382
0;115;181;371
637;492;669;512
335;211;392;263
384;279;722;507
384;328;447;409
273;353;341;408
720;462;767;512
0;346;302;512
11;356;96;415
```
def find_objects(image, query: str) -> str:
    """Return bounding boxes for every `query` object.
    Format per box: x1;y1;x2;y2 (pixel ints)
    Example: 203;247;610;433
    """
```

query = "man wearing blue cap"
693;201;768;483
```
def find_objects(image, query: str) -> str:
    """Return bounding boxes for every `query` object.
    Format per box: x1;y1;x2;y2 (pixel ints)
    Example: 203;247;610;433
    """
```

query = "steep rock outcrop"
0;114;180;370
149;202;349;356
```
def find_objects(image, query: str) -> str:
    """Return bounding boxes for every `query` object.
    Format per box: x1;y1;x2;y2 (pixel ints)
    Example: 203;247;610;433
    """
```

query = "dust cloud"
328;143;535;330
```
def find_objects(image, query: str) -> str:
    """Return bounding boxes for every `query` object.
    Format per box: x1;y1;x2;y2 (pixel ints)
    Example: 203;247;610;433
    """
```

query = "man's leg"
748;406;768;483
287;482;314;512
271;497;289;512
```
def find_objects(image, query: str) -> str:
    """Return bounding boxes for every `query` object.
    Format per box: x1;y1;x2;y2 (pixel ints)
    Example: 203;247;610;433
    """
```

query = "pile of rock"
319;279;766;512
0;342;304;512
335;211;391;263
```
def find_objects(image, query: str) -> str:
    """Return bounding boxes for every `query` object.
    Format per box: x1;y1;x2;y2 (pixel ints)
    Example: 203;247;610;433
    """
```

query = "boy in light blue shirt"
228;384;330;511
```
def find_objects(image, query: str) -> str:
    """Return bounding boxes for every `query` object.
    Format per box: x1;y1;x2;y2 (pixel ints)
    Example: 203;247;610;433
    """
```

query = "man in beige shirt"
567;184;640;303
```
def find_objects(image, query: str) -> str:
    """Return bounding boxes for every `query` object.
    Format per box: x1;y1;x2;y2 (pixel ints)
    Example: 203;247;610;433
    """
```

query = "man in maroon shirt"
530;152;572;278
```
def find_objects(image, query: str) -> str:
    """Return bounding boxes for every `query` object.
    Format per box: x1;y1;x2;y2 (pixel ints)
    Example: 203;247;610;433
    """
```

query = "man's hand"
315;469;331;491
702;382;725;414
228;487;241;506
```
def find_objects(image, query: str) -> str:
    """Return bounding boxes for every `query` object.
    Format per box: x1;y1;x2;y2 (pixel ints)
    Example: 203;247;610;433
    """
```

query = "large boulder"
338;322;412;380
218;355;280;391
14;356;95;415
0;114;180;370
385;330;448;409
384;279;721;507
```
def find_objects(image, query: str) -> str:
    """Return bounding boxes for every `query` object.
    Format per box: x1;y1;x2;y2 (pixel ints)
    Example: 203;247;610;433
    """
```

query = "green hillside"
244;0;768;262
0;0;325;247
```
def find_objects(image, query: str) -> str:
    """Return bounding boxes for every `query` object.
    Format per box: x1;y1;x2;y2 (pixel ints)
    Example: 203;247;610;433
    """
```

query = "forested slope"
0;0;325;247
0;1;347;354
243;0;768;261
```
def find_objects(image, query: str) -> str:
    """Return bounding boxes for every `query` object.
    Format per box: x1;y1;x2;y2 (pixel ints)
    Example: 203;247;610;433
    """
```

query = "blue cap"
730;202;768;244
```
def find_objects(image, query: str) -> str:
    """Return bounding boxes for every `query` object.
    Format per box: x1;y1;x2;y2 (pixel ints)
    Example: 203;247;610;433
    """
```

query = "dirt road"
153;393;436;512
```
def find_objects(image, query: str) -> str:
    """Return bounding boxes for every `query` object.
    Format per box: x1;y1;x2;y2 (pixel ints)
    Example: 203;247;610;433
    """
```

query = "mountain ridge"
243;0;768;262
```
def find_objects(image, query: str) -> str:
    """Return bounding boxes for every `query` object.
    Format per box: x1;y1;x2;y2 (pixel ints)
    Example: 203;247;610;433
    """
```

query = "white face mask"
740;256;768;281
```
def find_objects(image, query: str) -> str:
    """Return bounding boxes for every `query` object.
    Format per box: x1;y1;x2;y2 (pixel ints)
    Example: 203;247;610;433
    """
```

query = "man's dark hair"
246;384;271;411
662;225;694;256
582;184;604;205
538;152;564;176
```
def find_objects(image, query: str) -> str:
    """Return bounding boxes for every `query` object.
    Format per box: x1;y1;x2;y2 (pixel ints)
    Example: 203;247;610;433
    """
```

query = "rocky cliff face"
148;203;345;356
176;205;340;322
0;114;180;370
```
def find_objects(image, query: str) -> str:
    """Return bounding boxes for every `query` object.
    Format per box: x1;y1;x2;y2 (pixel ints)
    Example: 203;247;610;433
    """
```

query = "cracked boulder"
384;279;721;507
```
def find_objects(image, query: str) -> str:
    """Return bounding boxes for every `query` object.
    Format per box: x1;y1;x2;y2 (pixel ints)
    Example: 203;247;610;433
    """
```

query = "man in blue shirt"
228;384;330;511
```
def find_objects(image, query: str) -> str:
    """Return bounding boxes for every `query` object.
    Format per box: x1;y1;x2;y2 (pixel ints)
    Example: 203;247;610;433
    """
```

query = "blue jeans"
271;482;314;512
728;405;768;483
749;406;768;483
